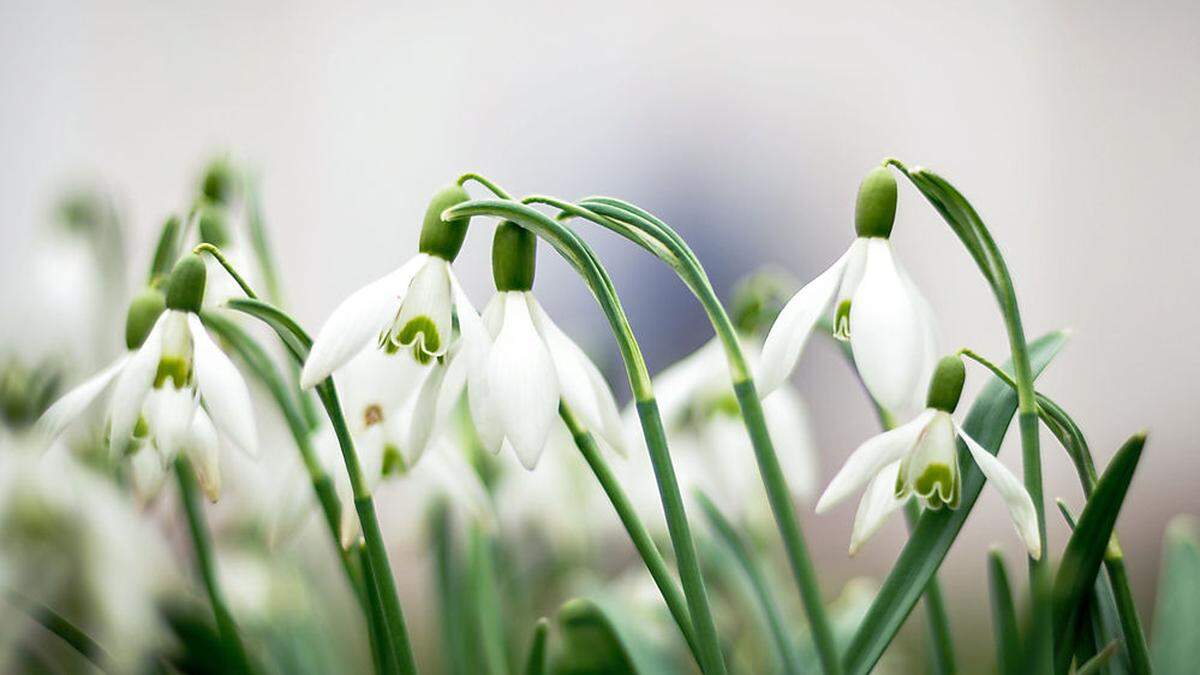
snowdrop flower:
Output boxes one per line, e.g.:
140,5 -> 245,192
758,167 -> 939,417
623,338 -> 817,521
300,186 -> 482,460
470,222 -> 625,469
815,355 -> 1040,558
38,255 -> 257,502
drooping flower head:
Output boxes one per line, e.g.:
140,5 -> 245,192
758,166 -> 939,418
39,255 -> 258,502
815,355 -> 1040,558
469,221 -> 625,469
299,186 -> 483,466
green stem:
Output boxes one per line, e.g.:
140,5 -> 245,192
523,618 -> 549,675
696,492 -> 801,674
987,549 -> 1021,675
559,401 -> 700,659
176,456 -> 254,675
317,382 -> 419,675
469,523 -> 509,675
886,160 -> 1051,673
360,543 -> 401,675
442,198 -> 727,675
551,195 -> 841,674
4,591 -> 113,673
429,501 -> 469,675
960,349 -> 1151,674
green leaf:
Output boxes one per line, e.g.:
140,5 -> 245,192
843,329 -> 1070,675
1152,517 -> 1200,674
1078,641 -> 1121,675
1056,500 -> 1130,675
226,297 -> 312,365
1052,433 -> 1146,674
548,598 -> 641,675
987,549 -> 1022,675
524,618 -> 549,675
469,525 -> 509,675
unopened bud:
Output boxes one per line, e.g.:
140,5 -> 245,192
418,185 -> 472,261
197,206 -> 231,248
165,254 -> 207,313
125,288 -> 166,350
854,166 -> 898,239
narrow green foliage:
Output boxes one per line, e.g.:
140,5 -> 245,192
523,619 -> 549,675
1152,518 -> 1200,674
4,591 -> 114,673
988,549 -> 1021,675
843,330 -> 1069,675
1052,433 -> 1146,674
470,524 -> 509,675
549,599 -> 639,675
1078,642 -> 1121,675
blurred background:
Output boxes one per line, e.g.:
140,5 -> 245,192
2,1 -> 1197,672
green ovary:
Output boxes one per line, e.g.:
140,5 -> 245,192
153,357 -> 191,389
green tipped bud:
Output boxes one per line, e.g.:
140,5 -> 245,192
854,166 -> 898,239
165,254 -> 207,313
201,159 -> 237,205
149,215 -> 182,285
926,355 -> 966,413
125,288 -> 166,350
418,185 -> 472,261
491,221 -> 536,292
197,206 -> 231,248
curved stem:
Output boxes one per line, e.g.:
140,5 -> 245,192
886,159 -> 1052,673
196,245 -> 417,674
457,173 -> 514,200
544,196 -> 841,673
176,456 -> 254,675
559,401 -> 700,659
443,197 -> 727,675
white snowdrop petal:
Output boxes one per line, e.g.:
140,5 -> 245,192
404,363 -> 448,467
129,446 -> 167,504
763,385 -> 819,500
957,424 -> 1042,560
488,292 -> 559,469
850,240 -> 928,414
894,257 -> 942,418
301,255 -> 426,389
816,409 -> 935,513
185,410 -> 222,502
39,354 -> 129,441
152,386 -> 197,460
109,319 -> 164,455
757,245 -> 855,396
189,314 -> 257,458
849,460 -> 905,555
469,295 -> 506,453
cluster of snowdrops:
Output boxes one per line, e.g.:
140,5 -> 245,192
1,158 -> 1186,675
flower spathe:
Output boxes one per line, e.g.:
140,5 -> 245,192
816,356 -> 1041,559
757,168 -> 939,417
471,290 -> 625,469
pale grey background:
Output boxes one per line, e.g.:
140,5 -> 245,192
3,1 -> 1197,667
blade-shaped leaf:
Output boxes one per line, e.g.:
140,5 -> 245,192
524,618 -> 549,675
1052,433 -> 1146,674
226,297 -> 312,365
1152,517 -> 1200,674
843,329 -> 1070,675
988,548 -> 1022,675
549,598 -> 641,675
1056,500 -> 1131,675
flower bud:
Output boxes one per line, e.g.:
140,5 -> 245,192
491,221 -> 536,292
854,166 -> 898,239
925,355 -> 966,413
418,185 -> 472,261
197,206 -> 231,248
125,288 -> 166,350
201,159 -> 237,205
165,254 -> 207,314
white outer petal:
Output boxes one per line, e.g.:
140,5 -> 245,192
469,294 -> 505,453
762,385 -> 819,501
527,295 -> 625,456
129,446 -> 166,505
150,386 -> 198,460
816,409 -> 935,513
189,314 -> 258,458
185,410 -> 222,502
653,338 -> 725,427
108,320 -> 164,455
404,362 -> 448,467
488,292 -> 559,469
300,255 -> 426,389
894,257 -> 941,418
957,423 -> 1042,560
850,239 -> 927,414
849,460 -> 905,556
756,243 -> 859,396
38,354 -> 129,442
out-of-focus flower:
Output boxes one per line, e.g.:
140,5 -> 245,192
471,221 -> 625,470
0,356 -> 64,437
816,355 -> 1039,557
0,446 -> 172,672
622,337 -> 817,522
39,257 -> 257,502
758,167 -> 938,418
